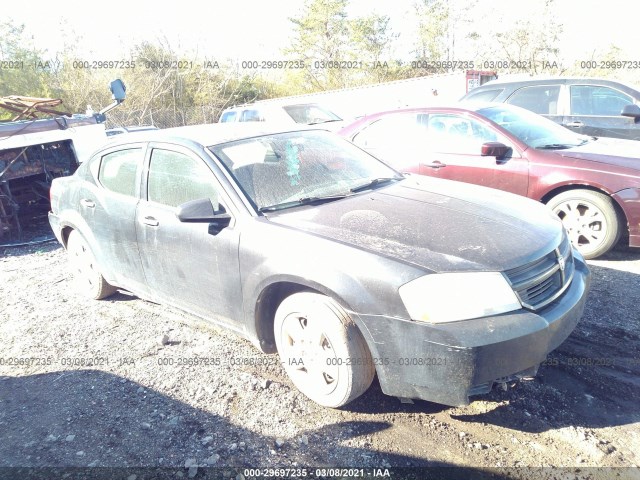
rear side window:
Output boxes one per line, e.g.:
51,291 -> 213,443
98,148 -> 141,197
147,149 -> 218,208
506,85 -> 560,115
240,109 -> 263,122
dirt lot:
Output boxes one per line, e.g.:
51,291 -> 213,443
1,216 -> 639,479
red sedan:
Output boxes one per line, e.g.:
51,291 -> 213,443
339,103 -> 640,259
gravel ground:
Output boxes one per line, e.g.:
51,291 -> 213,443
1,214 -> 639,479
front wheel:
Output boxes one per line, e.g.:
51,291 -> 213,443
547,189 -> 621,259
67,230 -> 117,300
274,292 -> 375,408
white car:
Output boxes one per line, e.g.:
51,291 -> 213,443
219,102 -> 344,130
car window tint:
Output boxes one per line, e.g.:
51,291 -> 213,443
464,89 -> 503,102
427,114 -> 500,155
98,148 -> 141,197
570,85 -> 633,116
506,85 -> 560,115
147,149 -> 218,208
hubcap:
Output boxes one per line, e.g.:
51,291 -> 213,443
70,239 -> 96,291
280,312 -> 340,396
553,199 -> 607,254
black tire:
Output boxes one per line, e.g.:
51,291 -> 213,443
547,189 -> 621,259
66,230 -> 117,300
274,292 -> 375,408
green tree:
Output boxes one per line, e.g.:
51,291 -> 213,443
413,0 -> 450,68
285,0 -> 351,90
284,0 -> 400,90
0,21 -> 55,120
349,14 -> 402,83
483,0 -> 564,74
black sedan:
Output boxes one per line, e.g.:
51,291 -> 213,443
49,125 -> 590,407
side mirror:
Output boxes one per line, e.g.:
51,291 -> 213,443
481,142 -> 511,160
621,104 -> 640,119
110,79 -> 127,103
177,198 -> 230,225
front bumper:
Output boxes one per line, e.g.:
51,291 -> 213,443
354,254 -> 591,406
48,212 -> 63,245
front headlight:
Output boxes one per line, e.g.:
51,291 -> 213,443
398,272 -> 521,324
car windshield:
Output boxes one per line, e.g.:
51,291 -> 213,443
282,104 -> 342,125
209,130 -> 402,212
477,105 -> 592,149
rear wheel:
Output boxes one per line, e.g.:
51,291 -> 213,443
67,230 -> 117,299
274,292 -> 375,408
547,189 -> 621,259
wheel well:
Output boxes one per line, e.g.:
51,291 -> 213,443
254,282 -> 320,354
541,185 -> 629,242
61,226 -> 74,248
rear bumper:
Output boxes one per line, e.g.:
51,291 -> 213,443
354,254 -> 591,406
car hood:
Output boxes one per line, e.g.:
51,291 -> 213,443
267,177 -> 563,273
556,137 -> 640,171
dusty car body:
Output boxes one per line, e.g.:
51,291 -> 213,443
49,125 -> 590,407
339,103 -> 640,259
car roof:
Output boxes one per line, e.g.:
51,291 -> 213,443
101,123 -> 321,148
351,102 -> 508,118
478,76 -> 639,89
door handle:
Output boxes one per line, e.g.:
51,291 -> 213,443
565,121 -> 584,128
142,216 -> 159,227
80,199 -> 95,208
423,161 -> 447,169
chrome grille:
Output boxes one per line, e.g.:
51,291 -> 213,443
505,235 -> 574,311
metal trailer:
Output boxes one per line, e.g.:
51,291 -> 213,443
0,80 -> 126,238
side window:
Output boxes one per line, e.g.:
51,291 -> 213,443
570,85 -> 634,116
428,114 -> 501,155
147,149 -> 219,208
240,109 -> 263,122
352,114 -> 427,149
98,148 -> 141,197
506,85 -> 560,115
220,111 -> 237,123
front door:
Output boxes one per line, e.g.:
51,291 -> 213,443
418,113 -> 529,196
565,84 -> 640,140
135,144 -> 242,326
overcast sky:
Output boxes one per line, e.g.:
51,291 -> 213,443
6,0 -> 636,65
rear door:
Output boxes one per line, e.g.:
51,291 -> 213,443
350,113 -> 431,173
135,143 -> 243,325
81,145 -> 148,293
504,84 -> 564,126
565,84 -> 640,140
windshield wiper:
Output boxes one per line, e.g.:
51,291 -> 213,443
536,143 -> 577,150
350,176 -> 402,193
259,193 -> 350,213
